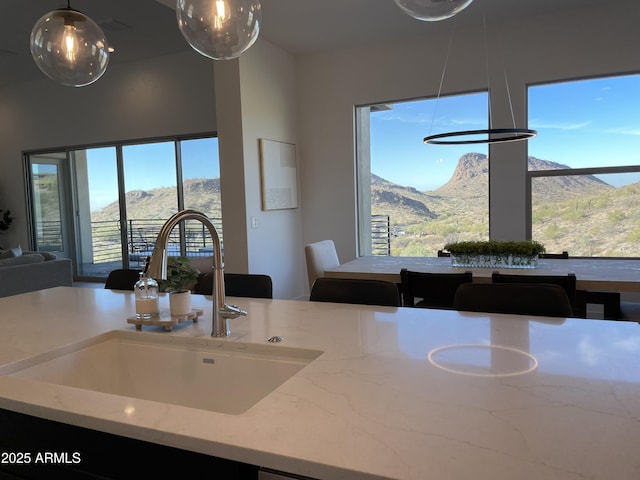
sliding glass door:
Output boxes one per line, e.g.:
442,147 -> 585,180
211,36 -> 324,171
25,135 -> 221,281
29,154 -> 73,259
74,146 -> 123,277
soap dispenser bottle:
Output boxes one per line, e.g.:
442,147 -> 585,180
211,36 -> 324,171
134,273 -> 160,319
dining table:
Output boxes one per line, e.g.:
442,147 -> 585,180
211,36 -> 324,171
324,255 -> 640,293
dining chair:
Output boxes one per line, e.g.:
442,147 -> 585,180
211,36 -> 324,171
523,253 -> 620,319
309,277 -> 401,307
453,283 -> 574,318
400,268 -> 472,309
104,269 -> 142,290
304,240 -> 340,290
491,271 -> 577,312
194,272 -> 273,299
575,290 -> 621,320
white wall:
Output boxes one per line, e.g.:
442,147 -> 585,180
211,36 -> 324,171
215,39 -> 305,300
2,2 -> 639,300
0,50 -> 217,250
296,2 -> 640,263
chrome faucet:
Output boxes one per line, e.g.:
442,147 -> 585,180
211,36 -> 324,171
145,209 -> 247,337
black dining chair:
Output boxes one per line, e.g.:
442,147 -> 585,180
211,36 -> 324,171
400,268 -> 472,309
194,272 -> 273,299
453,283 -> 574,318
491,271 -> 577,314
309,277 -> 400,307
104,269 -> 142,290
534,253 -> 621,319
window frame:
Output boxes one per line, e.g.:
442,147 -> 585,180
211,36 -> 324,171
526,73 -> 640,258
23,132 -> 220,279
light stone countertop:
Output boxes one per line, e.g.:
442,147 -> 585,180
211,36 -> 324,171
0,287 -> 639,479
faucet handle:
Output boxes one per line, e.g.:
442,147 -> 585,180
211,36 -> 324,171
219,304 -> 247,318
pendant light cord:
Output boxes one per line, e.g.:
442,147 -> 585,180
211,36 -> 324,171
484,14 -> 518,131
428,17 -> 458,138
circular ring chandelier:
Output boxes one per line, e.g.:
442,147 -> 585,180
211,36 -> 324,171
424,128 -> 537,145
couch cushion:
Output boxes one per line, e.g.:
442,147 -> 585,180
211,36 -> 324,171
0,253 -> 45,267
23,250 -> 57,261
0,245 -> 23,259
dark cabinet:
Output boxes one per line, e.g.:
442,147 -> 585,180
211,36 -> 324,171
0,409 -> 258,479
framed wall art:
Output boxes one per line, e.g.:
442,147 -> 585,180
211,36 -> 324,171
259,139 -> 298,210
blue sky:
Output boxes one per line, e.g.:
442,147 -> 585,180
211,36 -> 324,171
86,137 -> 219,210
85,73 -> 640,210
371,73 -> 640,191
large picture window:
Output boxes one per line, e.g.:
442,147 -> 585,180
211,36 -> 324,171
356,92 -> 489,256
528,74 -> 640,257
26,134 -> 221,280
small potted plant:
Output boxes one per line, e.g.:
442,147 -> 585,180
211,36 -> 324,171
159,256 -> 200,316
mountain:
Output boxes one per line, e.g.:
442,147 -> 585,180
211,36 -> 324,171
88,155 -> 637,257
436,153 -> 611,201
367,152 -> 632,256
371,175 -> 438,223
92,178 -> 221,221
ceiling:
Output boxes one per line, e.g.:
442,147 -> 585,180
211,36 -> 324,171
0,0 -> 615,89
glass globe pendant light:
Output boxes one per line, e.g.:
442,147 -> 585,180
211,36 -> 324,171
176,0 -> 261,60
394,0 -> 474,22
30,1 -> 110,87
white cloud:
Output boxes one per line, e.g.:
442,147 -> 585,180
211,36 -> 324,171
529,119 -> 591,130
613,336 -> 640,352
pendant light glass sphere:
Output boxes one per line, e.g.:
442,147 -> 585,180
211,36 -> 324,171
176,0 -> 261,60
394,0 -> 474,22
30,7 -> 110,87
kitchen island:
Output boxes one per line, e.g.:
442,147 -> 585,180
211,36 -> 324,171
0,287 -> 638,479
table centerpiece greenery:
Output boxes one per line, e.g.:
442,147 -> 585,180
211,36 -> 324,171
442,240 -> 546,269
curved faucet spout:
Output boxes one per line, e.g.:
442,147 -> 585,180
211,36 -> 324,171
146,209 -> 246,337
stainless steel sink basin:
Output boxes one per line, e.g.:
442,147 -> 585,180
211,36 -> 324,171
2,330 -> 322,414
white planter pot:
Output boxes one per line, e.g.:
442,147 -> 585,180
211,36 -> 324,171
169,290 -> 191,316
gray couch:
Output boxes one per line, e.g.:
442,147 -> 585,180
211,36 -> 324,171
0,251 -> 73,298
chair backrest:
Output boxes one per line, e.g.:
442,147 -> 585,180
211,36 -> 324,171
104,269 -> 142,290
304,240 -> 340,290
194,272 -> 273,299
400,268 -> 473,308
491,271 -> 577,310
310,277 -> 400,307
224,273 -> 273,299
453,283 -> 573,318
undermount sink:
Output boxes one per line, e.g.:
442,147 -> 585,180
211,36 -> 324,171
1,330 -> 322,415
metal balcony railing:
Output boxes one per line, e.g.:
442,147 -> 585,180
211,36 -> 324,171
371,214 -> 391,256
35,214 -> 392,263
35,217 -> 224,265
